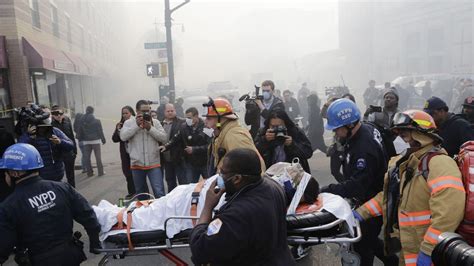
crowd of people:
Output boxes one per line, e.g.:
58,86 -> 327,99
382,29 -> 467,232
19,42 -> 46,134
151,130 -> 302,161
1,77 -> 474,265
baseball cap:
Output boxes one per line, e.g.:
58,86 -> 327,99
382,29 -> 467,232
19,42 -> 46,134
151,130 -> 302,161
423,96 -> 448,114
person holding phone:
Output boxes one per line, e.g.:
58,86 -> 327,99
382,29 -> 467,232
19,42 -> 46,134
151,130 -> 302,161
18,106 -> 74,182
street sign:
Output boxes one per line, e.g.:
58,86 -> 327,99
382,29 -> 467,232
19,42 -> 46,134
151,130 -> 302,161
158,49 -> 168,59
146,64 -> 160,76
144,42 -> 166,49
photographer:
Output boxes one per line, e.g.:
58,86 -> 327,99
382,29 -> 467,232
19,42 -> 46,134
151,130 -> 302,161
244,80 -> 285,139
18,106 -> 74,182
120,100 -> 168,199
364,88 -> 399,129
255,110 -> 313,173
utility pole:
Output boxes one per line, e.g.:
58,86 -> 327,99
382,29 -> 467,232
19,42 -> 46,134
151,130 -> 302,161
164,0 -> 190,103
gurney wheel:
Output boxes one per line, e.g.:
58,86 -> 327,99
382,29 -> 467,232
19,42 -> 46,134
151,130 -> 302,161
340,250 -> 360,266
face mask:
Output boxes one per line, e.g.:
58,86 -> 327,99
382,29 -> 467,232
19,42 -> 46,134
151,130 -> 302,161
263,91 -> 272,101
203,127 -> 214,137
185,118 -> 193,127
217,175 -> 225,190
223,175 -> 238,197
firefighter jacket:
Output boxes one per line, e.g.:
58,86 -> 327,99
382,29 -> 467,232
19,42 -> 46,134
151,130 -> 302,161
356,141 -> 465,265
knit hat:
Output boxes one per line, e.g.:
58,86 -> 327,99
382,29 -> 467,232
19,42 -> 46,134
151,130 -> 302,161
383,88 -> 399,101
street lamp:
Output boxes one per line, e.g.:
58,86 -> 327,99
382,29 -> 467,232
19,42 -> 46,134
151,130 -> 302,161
164,0 -> 190,103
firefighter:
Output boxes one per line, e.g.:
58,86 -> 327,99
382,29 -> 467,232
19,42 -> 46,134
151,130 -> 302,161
0,143 -> 101,265
202,97 -> 265,176
354,110 -> 466,266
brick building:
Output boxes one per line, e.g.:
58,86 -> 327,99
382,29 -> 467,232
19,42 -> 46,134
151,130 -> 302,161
0,0 -> 122,131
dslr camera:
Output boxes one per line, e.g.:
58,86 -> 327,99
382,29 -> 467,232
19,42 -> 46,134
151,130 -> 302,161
142,112 -> 152,122
272,125 -> 287,141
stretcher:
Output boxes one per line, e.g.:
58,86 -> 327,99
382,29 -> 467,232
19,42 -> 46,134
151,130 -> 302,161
96,209 -> 362,266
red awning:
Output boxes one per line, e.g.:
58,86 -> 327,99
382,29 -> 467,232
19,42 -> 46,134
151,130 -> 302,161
0,36 -> 7,68
64,52 -> 90,75
22,38 -> 77,74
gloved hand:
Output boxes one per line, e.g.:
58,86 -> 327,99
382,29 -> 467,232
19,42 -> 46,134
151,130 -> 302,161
416,251 -> 431,266
352,210 -> 363,222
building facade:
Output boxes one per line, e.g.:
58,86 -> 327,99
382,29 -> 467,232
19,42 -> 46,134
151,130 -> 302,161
338,0 -> 473,89
0,0 -> 122,131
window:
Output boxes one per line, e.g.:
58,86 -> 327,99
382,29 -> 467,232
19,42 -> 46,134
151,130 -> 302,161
29,0 -> 41,28
51,4 -> 59,38
66,16 -> 72,44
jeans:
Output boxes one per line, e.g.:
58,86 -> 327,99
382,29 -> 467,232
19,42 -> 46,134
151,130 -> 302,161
83,144 -> 104,176
163,161 -> 188,193
184,162 -> 209,183
132,167 -> 165,199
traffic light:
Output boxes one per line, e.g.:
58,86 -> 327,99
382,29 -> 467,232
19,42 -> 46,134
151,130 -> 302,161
146,64 -> 159,76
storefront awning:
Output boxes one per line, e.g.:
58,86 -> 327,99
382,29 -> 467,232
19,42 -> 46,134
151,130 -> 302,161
0,36 -> 7,69
64,52 -> 91,75
22,38 -> 77,74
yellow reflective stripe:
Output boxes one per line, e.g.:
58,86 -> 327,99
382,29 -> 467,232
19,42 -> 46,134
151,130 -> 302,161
413,119 -> 432,127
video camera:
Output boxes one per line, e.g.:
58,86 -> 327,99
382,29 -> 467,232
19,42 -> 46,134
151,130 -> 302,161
16,103 -> 50,125
239,85 -> 264,103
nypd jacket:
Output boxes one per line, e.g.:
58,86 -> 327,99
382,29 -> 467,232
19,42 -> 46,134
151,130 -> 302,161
321,123 -> 387,203
18,128 -> 74,181
189,177 -> 296,266
0,176 -> 100,263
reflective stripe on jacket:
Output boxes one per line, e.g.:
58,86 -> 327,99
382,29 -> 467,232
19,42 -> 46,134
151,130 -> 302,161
356,143 -> 465,263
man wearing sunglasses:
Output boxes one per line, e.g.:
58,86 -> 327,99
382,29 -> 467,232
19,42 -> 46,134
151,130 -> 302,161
51,106 -> 77,187
355,110 -> 465,266
189,148 -> 295,266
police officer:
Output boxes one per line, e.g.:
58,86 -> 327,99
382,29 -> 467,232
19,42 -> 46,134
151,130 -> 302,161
320,99 -> 398,266
189,148 -> 295,265
0,143 -> 101,265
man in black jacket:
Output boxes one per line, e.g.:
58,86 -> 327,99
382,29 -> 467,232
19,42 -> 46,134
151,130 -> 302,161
190,148 -> 295,266
282,90 -> 300,122
51,106 -> 77,187
79,106 -> 106,177
162,107 -> 210,183
0,143 -> 101,265
245,80 -> 285,139
160,103 -> 186,192
424,96 -> 474,157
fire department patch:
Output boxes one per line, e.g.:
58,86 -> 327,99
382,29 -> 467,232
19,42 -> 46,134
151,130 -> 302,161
356,158 -> 366,170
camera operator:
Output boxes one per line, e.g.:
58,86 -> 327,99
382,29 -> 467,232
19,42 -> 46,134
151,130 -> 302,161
51,105 -> 77,187
364,88 -> 399,129
255,110 -> 313,173
244,80 -> 285,139
18,105 -> 74,182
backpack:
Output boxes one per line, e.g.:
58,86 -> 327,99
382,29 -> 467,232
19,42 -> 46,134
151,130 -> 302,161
419,142 -> 474,245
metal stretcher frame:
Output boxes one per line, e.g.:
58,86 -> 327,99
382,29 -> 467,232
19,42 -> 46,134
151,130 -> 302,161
96,216 -> 198,266
96,217 -> 362,266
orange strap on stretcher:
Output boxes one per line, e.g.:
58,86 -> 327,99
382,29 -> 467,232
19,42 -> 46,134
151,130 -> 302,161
190,180 -> 205,226
113,200 -> 153,250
